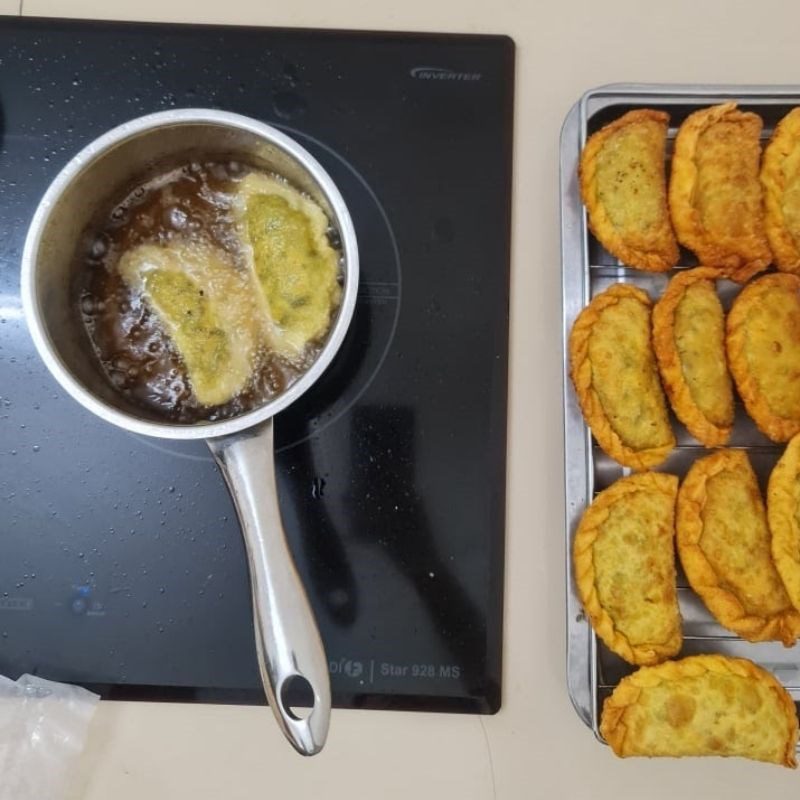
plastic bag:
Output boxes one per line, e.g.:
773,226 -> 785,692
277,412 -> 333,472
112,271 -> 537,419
0,674 -> 99,800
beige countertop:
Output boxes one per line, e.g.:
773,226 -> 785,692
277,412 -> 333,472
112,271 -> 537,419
8,0 -> 800,797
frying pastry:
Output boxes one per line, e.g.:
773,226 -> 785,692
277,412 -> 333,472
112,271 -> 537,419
235,172 -> 341,360
768,433 -> 800,612
726,272 -> 800,442
573,472 -> 681,665
652,268 -> 734,447
762,107 -> 800,272
676,449 -> 800,645
669,102 -> 771,282
600,654 -> 798,767
579,109 -> 679,271
118,239 -> 260,407
569,284 -> 675,469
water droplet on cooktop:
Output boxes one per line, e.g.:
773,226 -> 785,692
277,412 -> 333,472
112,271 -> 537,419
272,89 -> 307,120
32,445 -> 40,453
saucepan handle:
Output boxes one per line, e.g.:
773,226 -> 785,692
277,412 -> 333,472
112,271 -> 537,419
208,421 -> 331,756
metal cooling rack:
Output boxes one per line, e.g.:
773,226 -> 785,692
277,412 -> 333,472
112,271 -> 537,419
560,83 -> 800,744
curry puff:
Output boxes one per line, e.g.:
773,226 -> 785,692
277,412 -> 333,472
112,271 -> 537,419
768,433 -> 800,614
676,449 -> 800,646
235,172 -> 342,361
573,473 -> 681,665
652,268 -> 734,447
569,284 -> 675,469
669,103 -> 771,282
727,273 -> 800,442
579,109 -> 679,271
600,654 -> 798,767
119,239 -> 261,407
761,107 -> 800,273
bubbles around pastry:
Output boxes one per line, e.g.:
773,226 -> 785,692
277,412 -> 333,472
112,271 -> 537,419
79,158 -> 343,423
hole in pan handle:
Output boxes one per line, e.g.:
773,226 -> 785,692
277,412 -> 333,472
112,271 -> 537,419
208,420 -> 331,756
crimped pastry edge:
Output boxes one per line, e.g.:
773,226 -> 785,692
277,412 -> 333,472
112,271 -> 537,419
579,108 -> 679,272
768,433 -> 800,613
652,267 -> 733,447
573,472 -> 682,666
726,272 -> 800,442
676,449 -> 800,645
600,654 -> 799,768
669,102 -> 771,282
569,283 -> 675,470
761,107 -> 800,273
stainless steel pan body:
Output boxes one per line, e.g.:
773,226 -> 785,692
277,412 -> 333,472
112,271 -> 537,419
22,109 -> 360,755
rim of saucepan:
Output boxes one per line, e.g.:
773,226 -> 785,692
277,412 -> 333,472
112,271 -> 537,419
21,109 -> 359,441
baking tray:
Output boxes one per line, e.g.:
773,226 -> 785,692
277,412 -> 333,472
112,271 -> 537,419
561,83 -> 800,744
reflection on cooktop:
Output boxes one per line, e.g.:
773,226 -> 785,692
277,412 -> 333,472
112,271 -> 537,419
0,16 -> 513,714
349,405 -> 489,698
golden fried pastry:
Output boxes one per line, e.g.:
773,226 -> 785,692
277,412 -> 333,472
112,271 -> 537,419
118,239 -> 261,407
669,103 -> 771,282
727,273 -> 800,442
600,654 -> 798,767
573,472 -> 681,665
569,284 -> 675,469
579,109 -> 679,271
235,172 -> 342,360
768,433 -> 800,612
677,449 -> 800,645
762,107 -> 800,273
652,268 -> 734,447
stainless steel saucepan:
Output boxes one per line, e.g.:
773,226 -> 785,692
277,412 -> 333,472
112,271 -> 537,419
21,109 -> 359,756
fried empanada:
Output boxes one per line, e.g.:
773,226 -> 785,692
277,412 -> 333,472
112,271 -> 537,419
579,109 -> 679,271
569,284 -> 675,469
118,239 -> 261,407
768,432 -> 800,612
669,103 -> 771,282
600,654 -> 798,767
727,273 -> 800,442
235,172 -> 341,361
676,449 -> 800,645
573,472 -> 681,665
762,107 -> 800,273
652,268 -> 734,447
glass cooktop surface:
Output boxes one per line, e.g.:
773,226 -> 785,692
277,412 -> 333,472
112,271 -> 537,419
0,16 -> 513,712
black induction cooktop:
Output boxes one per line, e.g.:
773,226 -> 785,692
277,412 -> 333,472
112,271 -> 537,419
0,17 -> 513,713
